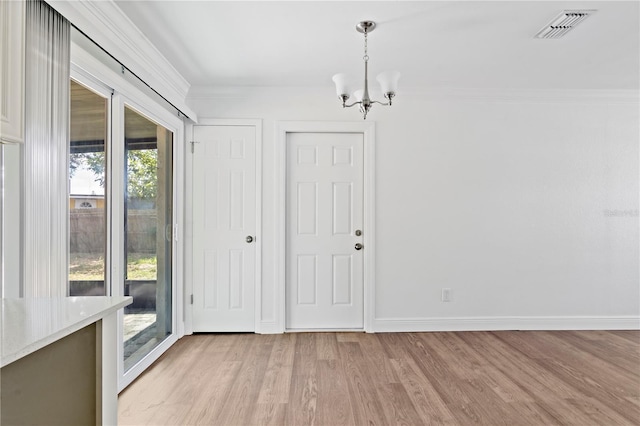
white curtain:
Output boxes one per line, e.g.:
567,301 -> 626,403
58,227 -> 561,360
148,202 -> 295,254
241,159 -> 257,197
22,0 -> 70,297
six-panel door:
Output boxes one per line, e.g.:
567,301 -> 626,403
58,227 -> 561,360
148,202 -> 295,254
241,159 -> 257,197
192,125 -> 256,331
286,132 -> 364,330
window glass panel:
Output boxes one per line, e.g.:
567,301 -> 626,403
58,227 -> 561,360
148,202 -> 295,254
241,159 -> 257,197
123,106 -> 173,371
69,80 -> 108,296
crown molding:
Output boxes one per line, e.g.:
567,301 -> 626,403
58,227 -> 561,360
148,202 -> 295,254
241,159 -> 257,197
46,0 -> 192,117
404,87 -> 640,104
188,85 -> 639,105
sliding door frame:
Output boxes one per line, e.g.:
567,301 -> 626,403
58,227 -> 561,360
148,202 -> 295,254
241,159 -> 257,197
71,45 -> 185,392
114,93 -> 183,391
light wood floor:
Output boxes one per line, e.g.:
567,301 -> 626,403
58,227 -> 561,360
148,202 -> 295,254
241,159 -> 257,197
118,330 -> 640,425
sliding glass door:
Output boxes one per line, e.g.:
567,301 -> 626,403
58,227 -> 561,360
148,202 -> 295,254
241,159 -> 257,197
68,23 -> 185,391
122,106 -> 173,371
68,67 -> 182,390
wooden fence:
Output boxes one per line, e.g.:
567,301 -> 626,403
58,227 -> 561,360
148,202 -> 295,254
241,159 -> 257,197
69,209 -> 157,254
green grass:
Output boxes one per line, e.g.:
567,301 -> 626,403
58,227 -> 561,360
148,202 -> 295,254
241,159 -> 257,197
69,253 -> 157,281
69,253 -> 105,281
126,254 -> 157,280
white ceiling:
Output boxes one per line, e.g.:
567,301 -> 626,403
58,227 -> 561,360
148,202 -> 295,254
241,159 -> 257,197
113,1 -> 639,92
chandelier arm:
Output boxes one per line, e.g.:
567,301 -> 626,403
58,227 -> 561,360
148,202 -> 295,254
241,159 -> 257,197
371,100 -> 390,106
343,101 -> 362,108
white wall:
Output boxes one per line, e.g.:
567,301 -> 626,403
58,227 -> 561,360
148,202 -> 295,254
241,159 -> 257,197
187,87 -> 639,331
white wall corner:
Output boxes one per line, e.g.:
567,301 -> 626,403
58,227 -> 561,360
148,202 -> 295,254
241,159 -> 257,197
46,0 -> 194,119
373,316 -> 640,332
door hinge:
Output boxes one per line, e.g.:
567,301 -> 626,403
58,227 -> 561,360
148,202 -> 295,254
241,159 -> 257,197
190,140 -> 200,153
190,294 -> 194,305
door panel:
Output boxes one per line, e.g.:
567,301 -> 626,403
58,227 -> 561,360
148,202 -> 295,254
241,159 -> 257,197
193,125 -> 256,331
122,105 -> 173,372
286,132 -> 364,329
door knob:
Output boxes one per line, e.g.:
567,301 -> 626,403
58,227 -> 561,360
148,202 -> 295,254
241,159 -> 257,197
246,236 -> 254,243
355,243 -> 363,250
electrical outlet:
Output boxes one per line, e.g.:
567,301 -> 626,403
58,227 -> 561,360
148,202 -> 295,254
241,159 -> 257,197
441,288 -> 451,302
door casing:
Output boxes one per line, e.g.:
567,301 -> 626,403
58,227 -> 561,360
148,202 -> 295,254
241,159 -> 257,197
276,121 -> 376,333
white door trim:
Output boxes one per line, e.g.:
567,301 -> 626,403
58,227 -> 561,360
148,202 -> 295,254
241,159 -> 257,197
185,118 -> 263,334
275,121 -> 375,333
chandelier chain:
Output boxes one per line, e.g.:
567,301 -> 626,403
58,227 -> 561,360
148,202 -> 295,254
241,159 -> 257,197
363,30 -> 369,62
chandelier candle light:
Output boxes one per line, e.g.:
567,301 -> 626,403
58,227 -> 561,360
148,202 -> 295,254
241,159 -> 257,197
332,21 -> 400,120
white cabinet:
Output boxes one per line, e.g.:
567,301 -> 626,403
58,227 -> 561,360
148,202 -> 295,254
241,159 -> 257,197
0,0 -> 25,144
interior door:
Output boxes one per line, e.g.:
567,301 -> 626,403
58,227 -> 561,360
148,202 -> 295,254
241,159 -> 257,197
286,132 -> 364,330
192,125 -> 256,331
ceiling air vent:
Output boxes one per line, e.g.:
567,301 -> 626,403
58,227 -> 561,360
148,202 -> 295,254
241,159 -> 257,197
534,10 -> 595,39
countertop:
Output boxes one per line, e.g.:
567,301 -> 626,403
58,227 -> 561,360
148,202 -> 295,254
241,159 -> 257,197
1,296 -> 132,367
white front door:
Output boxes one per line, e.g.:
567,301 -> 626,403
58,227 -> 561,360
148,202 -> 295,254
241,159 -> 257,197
286,132 -> 364,330
192,125 -> 256,331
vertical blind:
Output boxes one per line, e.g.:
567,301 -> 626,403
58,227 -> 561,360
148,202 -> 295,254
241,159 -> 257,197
22,0 -> 70,297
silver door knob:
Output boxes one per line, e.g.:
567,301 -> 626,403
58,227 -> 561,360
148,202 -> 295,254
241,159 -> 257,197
355,243 -> 363,250
246,236 -> 254,243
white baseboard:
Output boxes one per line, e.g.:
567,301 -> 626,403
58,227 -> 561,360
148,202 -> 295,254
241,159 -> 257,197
373,316 -> 640,332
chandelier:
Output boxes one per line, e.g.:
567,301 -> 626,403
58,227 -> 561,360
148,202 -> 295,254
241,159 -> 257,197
332,21 -> 400,120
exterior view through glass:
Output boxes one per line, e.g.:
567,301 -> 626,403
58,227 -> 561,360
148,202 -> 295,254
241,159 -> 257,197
69,80 -> 108,296
68,80 -> 174,372
123,106 -> 173,371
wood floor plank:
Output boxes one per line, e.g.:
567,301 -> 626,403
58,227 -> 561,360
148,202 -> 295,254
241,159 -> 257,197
402,333 -> 492,424
358,332 -> 400,385
248,403 -> 287,426
389,356 -> 458,425
316,359 -> 355,426
497,331 -> 640,424
286,334 -> 319,425
608,330 -> 640,344
506,402 -> 562,426
554,330 -> 640,376
338,341 -> 389,426
564,396 -> 633,425
522,331 -> 639,394
180,360 -> 243,425
626,396 -> 640,408
422,332 -> 533,423
119,331 -> 640,426
285,370 -> 318,425
118,338 -> 206,425
455,332 -> 616,425
534,356 -> 640,424
376,382 -> 424,426
316,332 -> 339,360
258,333 -> 296,404
291,332 -> 317,376
214,337 -> 273,425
